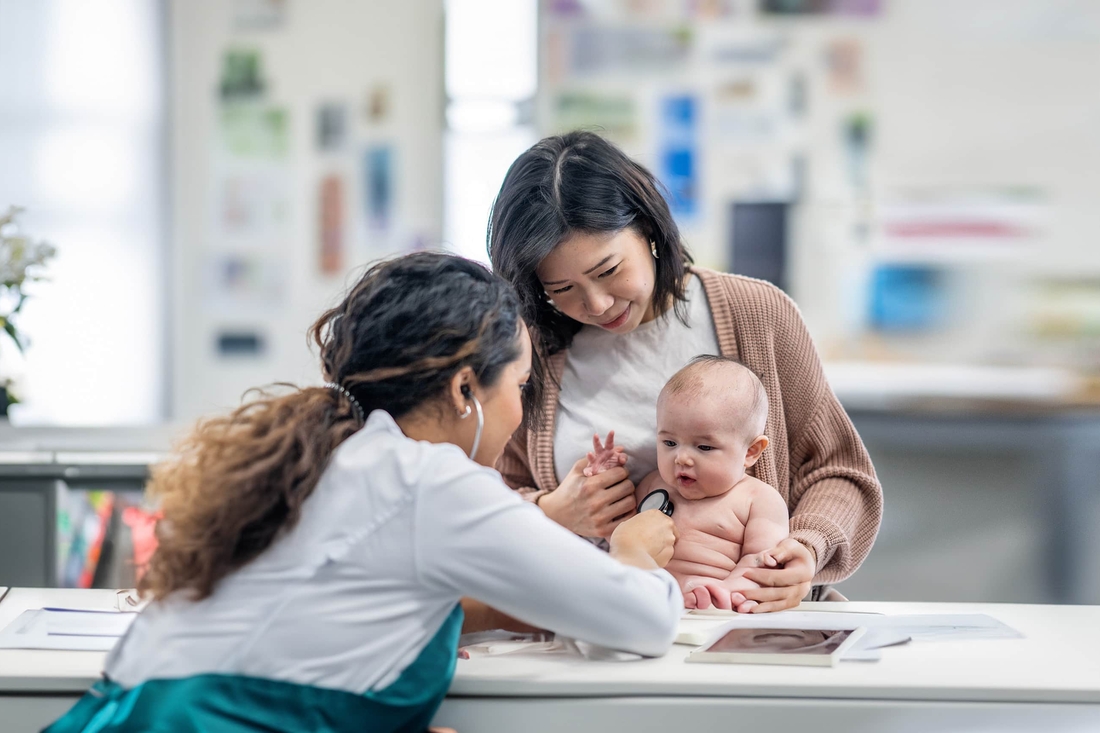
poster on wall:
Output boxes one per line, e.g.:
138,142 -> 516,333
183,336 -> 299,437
204,253 -> 287,313
216,172 -> 290,241
761,0 -> 880,16
364,85 -> 392,126
232,0 -> 287,31
658,95 -> 698,221
552,92 -> 638,141
318,175 -> 345,275
825,39 -> 864,95
219,49 -> 267,100
219,106 -> 289,159
363,145 -> 394,232
210,46 -> 293,317
315,102 -> 348,152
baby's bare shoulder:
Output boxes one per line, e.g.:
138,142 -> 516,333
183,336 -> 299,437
735,476 -> 788,515
735,475 -> 776,496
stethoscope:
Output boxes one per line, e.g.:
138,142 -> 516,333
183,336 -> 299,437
638,489 -> 674,517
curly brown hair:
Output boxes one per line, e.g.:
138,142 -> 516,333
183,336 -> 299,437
139,253 -> 523,601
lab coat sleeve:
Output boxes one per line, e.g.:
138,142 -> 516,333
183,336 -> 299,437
413,461 -> 682,657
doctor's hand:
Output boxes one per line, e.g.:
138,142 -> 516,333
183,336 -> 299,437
539,457 -> 637,539
609,510 -> 678,570
738,538 -> 816,613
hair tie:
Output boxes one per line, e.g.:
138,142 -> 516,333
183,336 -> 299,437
325,382 -> 365,423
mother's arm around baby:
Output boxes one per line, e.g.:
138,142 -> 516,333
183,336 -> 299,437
734,283 -> 885,611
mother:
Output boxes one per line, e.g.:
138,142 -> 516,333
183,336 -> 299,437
489,131 -> 883,612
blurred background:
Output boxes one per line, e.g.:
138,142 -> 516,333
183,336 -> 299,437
0,0 -> 1097,604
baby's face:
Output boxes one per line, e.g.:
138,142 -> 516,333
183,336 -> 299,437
656,392 -> 752,501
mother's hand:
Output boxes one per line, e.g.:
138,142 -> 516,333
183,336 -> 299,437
539,458 -> 637,538
738,538 -> 816,613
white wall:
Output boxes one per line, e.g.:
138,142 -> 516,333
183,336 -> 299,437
169,0 -> 444,421
786,0 -> 1100,355
872,0 -> 1100,276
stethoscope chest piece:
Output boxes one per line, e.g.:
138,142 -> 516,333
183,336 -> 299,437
639,489 -> 674,517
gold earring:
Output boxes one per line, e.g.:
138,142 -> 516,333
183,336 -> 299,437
650,241 -> 659,259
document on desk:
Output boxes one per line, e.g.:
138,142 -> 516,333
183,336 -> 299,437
0,609 -> 137,651
680,610 -> 1022,647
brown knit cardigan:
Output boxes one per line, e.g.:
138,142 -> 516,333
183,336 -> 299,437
496,267 -> 883,585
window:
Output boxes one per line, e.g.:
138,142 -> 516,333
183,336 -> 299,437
0,0 -> 166,424
443,0 -> 538,265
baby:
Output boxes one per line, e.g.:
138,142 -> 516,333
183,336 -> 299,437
586,356 -> 789,611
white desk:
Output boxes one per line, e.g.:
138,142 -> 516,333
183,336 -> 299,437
0,589 -> 123,733
436,600 -> 1100,732
3,591 -> 1099,733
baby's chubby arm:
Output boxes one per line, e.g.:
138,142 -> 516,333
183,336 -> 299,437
583,431 -> 628,477
735,479 -> 790,570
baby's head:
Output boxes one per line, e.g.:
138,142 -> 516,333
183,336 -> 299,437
656,356 -> 769,501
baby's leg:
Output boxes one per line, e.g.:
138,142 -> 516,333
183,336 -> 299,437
683,571 -> 762,611
679,575 -> 749,611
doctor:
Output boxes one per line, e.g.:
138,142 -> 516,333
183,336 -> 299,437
47,253 -> 681,733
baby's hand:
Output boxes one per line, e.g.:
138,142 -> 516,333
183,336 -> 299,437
583,431 -> 627,477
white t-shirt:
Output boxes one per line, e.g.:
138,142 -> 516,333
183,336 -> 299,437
554,275 -> 721,486
107,411 -> 681,695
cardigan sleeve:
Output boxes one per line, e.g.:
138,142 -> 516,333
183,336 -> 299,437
496,426 -> 549,504
772,292 -> 884,585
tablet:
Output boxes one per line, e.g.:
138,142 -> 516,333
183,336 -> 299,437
686,626 -> 866,667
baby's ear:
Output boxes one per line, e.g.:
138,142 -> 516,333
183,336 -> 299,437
743,435 -> 769,468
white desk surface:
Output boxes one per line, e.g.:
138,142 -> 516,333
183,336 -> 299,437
2,591 -> 1098,706
452,601 -> 1100,705
0,588 -> 119,693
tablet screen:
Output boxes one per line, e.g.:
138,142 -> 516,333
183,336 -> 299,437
705,628 -> 855,656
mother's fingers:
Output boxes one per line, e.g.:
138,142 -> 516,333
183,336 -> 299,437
736,551 -> 774,569
742,565 -> 812,588
739,585 -> 797,603
740,583 -> 811,608
587,466 -> 630,491
748,598 -> 797,614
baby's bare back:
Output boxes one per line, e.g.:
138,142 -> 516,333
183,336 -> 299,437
637,472 -> 767,588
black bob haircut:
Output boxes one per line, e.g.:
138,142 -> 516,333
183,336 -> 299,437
487,131 -> 694,417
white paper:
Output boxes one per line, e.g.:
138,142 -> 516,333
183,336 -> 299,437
0,609 -> 135,651
45,609 -> 137,637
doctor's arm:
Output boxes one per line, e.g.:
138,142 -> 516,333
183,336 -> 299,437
460,505 -> 671,634
416,469 -> 682,657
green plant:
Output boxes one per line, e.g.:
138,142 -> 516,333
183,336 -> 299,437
1,206 -> 56,360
